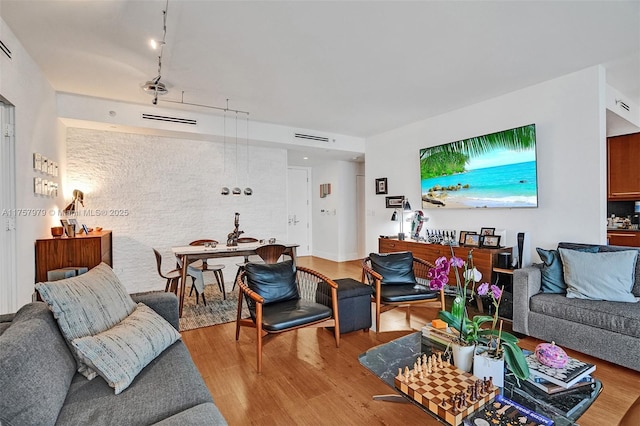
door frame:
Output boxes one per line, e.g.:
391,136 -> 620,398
287,166 -> 312,256
0,98 -> 17,314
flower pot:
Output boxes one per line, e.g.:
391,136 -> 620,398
452,342 -> 475,372
473,349 -> 505,387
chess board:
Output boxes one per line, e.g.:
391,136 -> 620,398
394,362 -> 499,426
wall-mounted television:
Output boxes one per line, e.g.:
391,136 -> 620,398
420,124 -> 537,209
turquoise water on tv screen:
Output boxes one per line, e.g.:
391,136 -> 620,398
421,161 -> 538,208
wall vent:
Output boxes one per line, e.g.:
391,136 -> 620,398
294,133 -> 329,142
616,99 -> 630,112
0,39 -> 12,60
141,113 -> 197,126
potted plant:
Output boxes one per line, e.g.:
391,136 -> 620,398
432,249 -> 530,381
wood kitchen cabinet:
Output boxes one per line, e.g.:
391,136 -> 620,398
378,238 -> 511,287
607,230 -> 640,247
608,133 -> 640,200
35,230 -> 112,282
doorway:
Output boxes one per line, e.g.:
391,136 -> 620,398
287,167 -> 311,256
0,98 -> 17,314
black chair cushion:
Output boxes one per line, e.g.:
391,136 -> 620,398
251,299 -> 332,332
369,252 -> 417,285
244,260 -> 299,305
376,284 -> 439,303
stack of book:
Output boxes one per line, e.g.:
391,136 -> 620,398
421,323 -> 459,348
524,352 -> 596,394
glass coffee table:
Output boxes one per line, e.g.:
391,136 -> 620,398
358,332 -> 601,426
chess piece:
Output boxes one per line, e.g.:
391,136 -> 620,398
437,353 -> 443,369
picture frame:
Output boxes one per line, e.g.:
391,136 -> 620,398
82,224 -> 90,235
464,233 -> 481,247
480,227 -> 495,236
67,218 -> 79,232
459,231 -> 476,246
375,177 -> 388,195
385,195 -> 404,208
481,235 -> 501,248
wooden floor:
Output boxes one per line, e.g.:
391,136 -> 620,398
182,256 -> 640,425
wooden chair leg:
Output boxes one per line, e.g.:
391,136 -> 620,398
214,270 -> 226,300
375,296 -> 381,335
201,290 -> 206,306
406,304 -> 411,321
232,266 -> 243,291
256,304 -> 263,374
235,291 -> 244,341
165,278 -> 170,292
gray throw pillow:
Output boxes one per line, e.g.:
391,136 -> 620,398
36,263 -> 137,379
559,248 -> 638,303
536,246 -> 598,294
72,303 -> 181,394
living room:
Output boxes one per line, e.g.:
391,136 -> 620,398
1,1 -> 640,425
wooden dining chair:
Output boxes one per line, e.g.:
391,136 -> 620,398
153,248 -> 182,294
232,238 -> 272,291
187,239 -> 226,303
254,244 -> 288,264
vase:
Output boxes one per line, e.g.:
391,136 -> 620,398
451,296 -> 465,320
473,349 -> 505,387
452,342 -> 475,372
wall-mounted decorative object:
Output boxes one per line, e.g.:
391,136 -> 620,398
375,177 -> 388,195
54,163 -> 59,177
34,177 -> 42,195
41,156 -> 48,173
480,227 -> 495,236
320,183 -> 331,198
481,235 -> 501,248
385,195 -> 404,208
33,153 -> 42,171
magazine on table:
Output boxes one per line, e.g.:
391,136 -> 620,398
463,394 -> 554,426
525,374 -> 595,395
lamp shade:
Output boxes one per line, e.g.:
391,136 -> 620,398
403,199 -> 412,211
390,210 -> 398,221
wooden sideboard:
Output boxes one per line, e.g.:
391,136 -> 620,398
35,230 -> 112,282
378,238 -> 511,287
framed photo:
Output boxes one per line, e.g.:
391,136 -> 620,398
464,233 -> 481,247
480,227 -> 495,236
68,218 -> 79,232
481,235 -> 501,248
33,153 -> 42,171
385,195 -> 404,208
375,178 -> 388,195
82,224 -> 90,234
459,231 -> 475,246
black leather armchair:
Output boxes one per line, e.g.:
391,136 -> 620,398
362,251 -> 445,333
235,260 -> 340,373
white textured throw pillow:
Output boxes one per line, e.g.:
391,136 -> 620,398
72,303 -> 181,394
35,263 -> 137,379
559,248 -> 638,303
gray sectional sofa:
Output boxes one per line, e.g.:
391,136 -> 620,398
0,291 -> 227,426
513,242 -> 640,372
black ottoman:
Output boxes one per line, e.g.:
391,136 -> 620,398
316,278 -> 372,334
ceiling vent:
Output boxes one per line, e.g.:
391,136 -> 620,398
141,113 -> 197,126
616,99 -> 630,112
0,39 -> 12,60
294,133 -> 330,143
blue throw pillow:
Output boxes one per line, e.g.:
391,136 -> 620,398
369,252 -> 417,285
244,260 -> 299,305
536,246 -> 598,293
559,248 -> 638,303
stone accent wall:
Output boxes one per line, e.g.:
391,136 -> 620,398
66,128 -> 287,293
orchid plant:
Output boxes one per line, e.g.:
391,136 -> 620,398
431,249 -> 530,380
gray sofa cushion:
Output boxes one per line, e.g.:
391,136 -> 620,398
56,340 -> 214,425
153,402 -> 227,425
0,303 -> 76,426
559,242 -> 640,297
530,293 -> 640,339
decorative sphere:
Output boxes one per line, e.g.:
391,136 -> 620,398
535,341 -> 568,368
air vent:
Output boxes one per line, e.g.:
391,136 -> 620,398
141,113 -> 196,126
0,39 -> 12,60
294,133 -> 329,142
616,99 -> 630,112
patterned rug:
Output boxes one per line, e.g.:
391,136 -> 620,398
179,284 -> 249,331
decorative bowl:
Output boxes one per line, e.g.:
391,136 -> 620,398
51,226 -> 64,238
535,341 -> 568,368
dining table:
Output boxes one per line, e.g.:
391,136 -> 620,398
171,241 -> 299,317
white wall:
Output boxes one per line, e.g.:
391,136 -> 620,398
66,128 -> 287,293
312,160 -> 359,262
0,17 -> 65,312
365,66 -> 607,266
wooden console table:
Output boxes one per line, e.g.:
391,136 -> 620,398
35,230 -> 112,283
378,237 -> 511,289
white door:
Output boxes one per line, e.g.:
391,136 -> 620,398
0,99 -> 17,314
287,167 -> 311,256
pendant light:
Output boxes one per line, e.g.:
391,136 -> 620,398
244,115 -> 252,195
221,106 -> 230,195
232,111 -> 241,195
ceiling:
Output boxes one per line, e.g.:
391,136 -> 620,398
1,1 -> 639,139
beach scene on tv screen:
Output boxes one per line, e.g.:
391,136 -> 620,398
420,124 -> 537,209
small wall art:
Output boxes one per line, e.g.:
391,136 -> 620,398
375,177 -> 388,195
320,183 -> 331,198
385,195 -> 404,208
